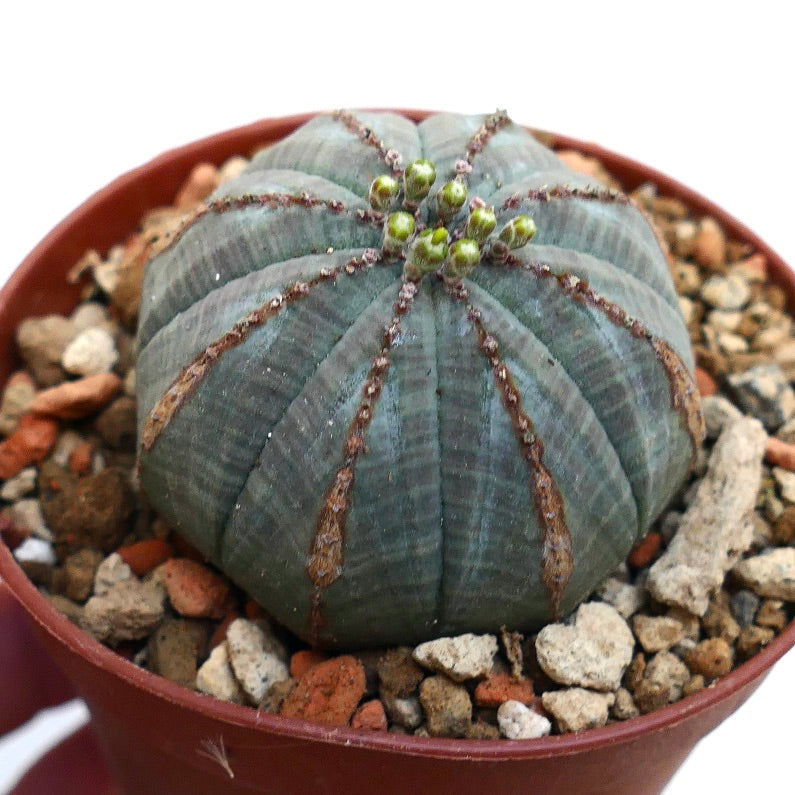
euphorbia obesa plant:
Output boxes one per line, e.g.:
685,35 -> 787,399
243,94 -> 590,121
136,110 -> 704,648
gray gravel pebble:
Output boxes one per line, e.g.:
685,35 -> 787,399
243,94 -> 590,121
83,578 -> 165,644
380,691 -> 423,730
225,618 -> 289,704
540,688 -> 615,733
594,577 -> 646,619
413,633 -> 497,682
772,468 -> 795,504
16,315 -> 78,386
418,675 -> 472,738
496,700 -> 551,739
700,273 -> 750,310
631,615 -> 685,653
0,375 -> 36,436
93,552 -> 133,596
633,651 -> 691,713
70,302 -> 114,333
730,590 -> 761,627
196,641 -> 246,704
732,548 -> 795,601
7,498 -> 51,541
61,327 -> 119,376
611,687 -> 639,720
700,395 -> 744,440
0,467 -> 37,501
535,602 -> 634,691
647,418 -> 767,615
728,364 -> 795,430
13,536 -> 56,566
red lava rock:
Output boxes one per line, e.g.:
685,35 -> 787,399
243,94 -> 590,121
117,539 -> 173,576
474,672 -> 536,708
175,163 -> 219,209
68,441 -> 94,475
628,532 -> 662,569
765,436 -> 795,471
290,649 -> 329,679
351,699 -> 388,731
280,655 -> 366,726
0,414 -> 59,479
694,367 -> 718,397
29,373 -> 122,420
163,558 -> 230,619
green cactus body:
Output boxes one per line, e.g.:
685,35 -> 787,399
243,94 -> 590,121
136,110 -> 704,648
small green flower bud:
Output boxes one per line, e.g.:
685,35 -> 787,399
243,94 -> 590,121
383,211 -> 416,254
465,205 -> 497,242
436,179 -> 467,219
404,227 -> 448,280
445,238 -> 481,280
499,214 -> 537,249
403,159 -> 436,204
368,175 -> 400,211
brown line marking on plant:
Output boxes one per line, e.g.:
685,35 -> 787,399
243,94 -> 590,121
152,192 -> 384,261
498,185 -> 630,213
505,255 -> 706,464
140,249 -> 382,453
331,109 -> 405,177
306,279 -> 418,644
447,279 -> 573,620
498,183 -> 678,273
464,110 -> 511,166
650,338 -> 706,465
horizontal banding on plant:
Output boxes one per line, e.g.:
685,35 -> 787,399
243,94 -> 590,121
504,255 -> 705,463
140,250 -> 381,453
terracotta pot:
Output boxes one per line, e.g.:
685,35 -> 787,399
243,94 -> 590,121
1,111 -> 794,795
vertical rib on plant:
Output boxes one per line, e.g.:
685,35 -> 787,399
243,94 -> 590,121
137,110 -> 703,648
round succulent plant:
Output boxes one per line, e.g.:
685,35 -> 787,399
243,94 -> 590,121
136,110 -> 704,648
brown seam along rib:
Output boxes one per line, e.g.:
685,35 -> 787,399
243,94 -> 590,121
331,109 -> 406,177
506,256 -> 705,462
150,192 -> 384,263
140,249 -> 382,454
306,279 -> 418,644
448,279 -> 573,620
464,110 -> 511,166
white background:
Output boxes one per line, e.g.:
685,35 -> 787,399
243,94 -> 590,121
1,2 -> 793,792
